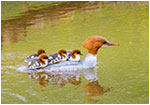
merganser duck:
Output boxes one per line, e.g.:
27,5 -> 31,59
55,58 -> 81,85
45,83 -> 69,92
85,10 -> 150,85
48,49 -> 67,64
17,36 -> 119,72
25,49 -> 46,62
67,49 -> 83,62
43,36 -> 119,71
27,54 -> 49,70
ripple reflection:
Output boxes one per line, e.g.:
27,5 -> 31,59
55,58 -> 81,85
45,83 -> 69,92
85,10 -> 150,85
27,68 -> 110,103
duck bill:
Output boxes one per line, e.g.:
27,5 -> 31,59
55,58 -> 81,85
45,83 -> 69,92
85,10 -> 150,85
107,42 -> 120,46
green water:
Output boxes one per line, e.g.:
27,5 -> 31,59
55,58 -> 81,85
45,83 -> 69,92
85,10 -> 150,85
1,1 -> 149,104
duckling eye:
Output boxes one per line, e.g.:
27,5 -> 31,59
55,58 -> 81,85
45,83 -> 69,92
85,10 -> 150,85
62,51 -> 66,54
102,41 -> 107,44
77,52 -> 80,54
44,57 -> 48,59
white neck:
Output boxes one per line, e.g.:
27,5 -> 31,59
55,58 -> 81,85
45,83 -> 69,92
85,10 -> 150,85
82,53 -> 97,68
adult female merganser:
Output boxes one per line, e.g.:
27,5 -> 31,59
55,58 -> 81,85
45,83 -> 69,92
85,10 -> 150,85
43,36 -> 119,71
27,54 -> 49,70
25,49 -> 46,62
67,49 -> 83,62
48,49 -> 67,64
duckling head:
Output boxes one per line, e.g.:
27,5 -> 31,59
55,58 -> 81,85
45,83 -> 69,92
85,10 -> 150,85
58,49 -> 67,57
39,54 -> 49,64
37,49 -> 46,55
71,49 -> 83,58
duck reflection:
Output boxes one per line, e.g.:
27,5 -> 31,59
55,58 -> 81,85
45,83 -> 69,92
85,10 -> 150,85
27,68 -> 110,103
84,80 -> 110,103
28,71 -> 81,87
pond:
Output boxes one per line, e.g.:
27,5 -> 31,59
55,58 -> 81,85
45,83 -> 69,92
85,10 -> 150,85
1,1 -> 149,104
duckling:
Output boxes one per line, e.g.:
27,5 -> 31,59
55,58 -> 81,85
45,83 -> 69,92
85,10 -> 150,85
25,49 -> 46,62
27,54 -> 48,70
67,49 -> 83,62
48,49 -> 67,64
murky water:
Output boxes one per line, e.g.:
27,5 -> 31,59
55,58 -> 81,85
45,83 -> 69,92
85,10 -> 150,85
1,1 -> 149,104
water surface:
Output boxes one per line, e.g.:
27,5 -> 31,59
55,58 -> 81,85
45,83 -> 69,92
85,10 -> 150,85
1,1 -> 149,104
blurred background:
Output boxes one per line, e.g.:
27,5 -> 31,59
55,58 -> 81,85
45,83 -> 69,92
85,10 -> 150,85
1,1 -> 149,104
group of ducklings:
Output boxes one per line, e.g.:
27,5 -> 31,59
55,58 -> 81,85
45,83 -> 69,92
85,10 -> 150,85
25,49 -> 83,70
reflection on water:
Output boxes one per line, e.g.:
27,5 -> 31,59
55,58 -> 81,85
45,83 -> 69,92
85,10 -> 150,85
1,1 -> 149,104
84,81 -> 110,103
28,71 -> 81,87
27,68 -> 110,103
2,1 -> 100,43
2,1 -> 147,43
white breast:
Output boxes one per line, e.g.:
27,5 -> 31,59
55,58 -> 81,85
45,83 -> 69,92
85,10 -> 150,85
82,53 -> 97,68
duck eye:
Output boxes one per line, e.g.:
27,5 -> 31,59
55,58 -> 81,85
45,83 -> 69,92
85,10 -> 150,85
44,57 -> 48,59
102,41 -> 107,44
77,52 -> 80,54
